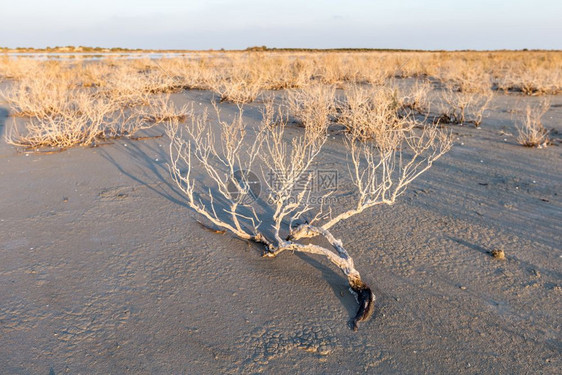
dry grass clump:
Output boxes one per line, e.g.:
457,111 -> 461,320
72,62 -> 114,88
311,53 -> 408,85
95,63 -> 182,106
284,81 -> 432,140
434,58 -> 495,127
96,67 -> 152,106
515,99 -> 551,148
314,54 -> 356,85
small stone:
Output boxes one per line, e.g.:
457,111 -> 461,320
459,285 -> 467,290
490,249 -> 506,260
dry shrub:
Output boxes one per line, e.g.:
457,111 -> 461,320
0,64 -> 77,118
497,66 -> 562,95
73,62 -> 114,88
5,92 -> 118,148
515,99 -> 550,148
4,91 -> 166,149
314,54 -> 349,85
208,74 -> 263,104
206,56 -> 264,104
4,50 -> 561,151
1,59 -> 182,149
0,57 -> 43,81
286,84 -> 336,132
399,79 -> 432,114
491,52 -> 562,95
139,94 -> 189,124
438,60 -> 492,93
393,54 -> 434,78
361,56 -> 395,85
96,64 -> 180,107
2,78 -> 69,118
167,101 -> 451,330
237,54 -> 314,90
154,57 -> 217,90
337,84 -> 407,140
438,84 -> 493,127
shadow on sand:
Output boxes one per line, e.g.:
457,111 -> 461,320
99,136 -> 189,209
0,106 -> 9,138
295,252 -> 366,325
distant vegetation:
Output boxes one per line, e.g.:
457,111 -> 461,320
2,46 -> 559,54
0,50 -> 559,150
0,46 -> 145,53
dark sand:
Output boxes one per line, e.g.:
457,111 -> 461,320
0,88 -> 561,374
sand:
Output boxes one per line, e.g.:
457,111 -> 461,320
0,87 -> 561,374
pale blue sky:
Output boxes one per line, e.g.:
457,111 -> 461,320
2,0 -> 561,50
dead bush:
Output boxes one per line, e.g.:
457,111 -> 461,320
286,84 -> 336,132
515,99 -> 551,148
438,85 -> 493,127
337,84 -> 407,140
167,100 -> 451,330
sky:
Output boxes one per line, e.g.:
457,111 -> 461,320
2,0 -> 561,50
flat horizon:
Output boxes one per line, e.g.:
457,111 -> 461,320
2,46 -> 561,53
3,1 -> 561,50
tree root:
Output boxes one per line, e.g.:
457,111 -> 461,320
349,279 -> 375,331
264,246 -> 375,331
